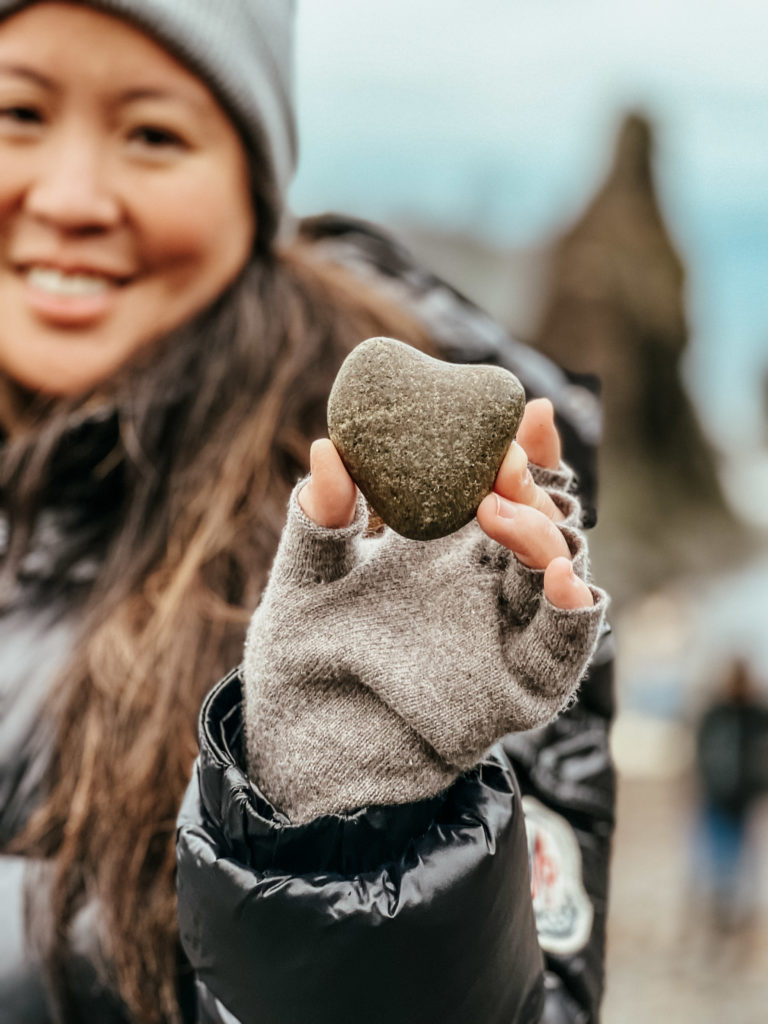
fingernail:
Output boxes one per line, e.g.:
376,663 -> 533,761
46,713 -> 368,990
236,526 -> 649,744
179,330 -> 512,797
495,494 -> 518,519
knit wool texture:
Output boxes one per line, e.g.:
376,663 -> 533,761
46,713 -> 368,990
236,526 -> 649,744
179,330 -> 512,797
0,0 -> 297,222
243,464 -> 608,824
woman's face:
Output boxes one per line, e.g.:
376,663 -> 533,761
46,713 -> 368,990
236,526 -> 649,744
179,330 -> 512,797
0,2 -> 255,395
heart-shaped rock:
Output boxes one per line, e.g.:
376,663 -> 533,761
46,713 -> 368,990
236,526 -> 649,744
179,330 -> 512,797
327,337 -> 526,540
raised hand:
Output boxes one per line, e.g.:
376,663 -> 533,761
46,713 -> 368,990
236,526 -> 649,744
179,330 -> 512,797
245,403 -> 607,821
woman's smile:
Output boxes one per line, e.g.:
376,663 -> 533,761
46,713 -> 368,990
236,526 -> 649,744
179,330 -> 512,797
15,262 -> 130,327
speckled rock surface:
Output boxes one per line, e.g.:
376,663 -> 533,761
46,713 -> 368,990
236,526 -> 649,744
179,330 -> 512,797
327,337 -> 526,540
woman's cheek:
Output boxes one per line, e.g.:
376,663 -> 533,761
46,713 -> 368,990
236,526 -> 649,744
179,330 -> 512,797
138,175 -> 253,284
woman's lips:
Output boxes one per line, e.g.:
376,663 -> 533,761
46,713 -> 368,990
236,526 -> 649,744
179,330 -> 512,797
21,265 -> 128,327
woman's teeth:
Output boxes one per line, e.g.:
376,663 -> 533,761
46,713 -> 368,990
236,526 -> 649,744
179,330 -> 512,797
26,267 -> 113,296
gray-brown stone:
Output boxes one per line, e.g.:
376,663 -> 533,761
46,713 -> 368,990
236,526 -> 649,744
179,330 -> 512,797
327,337 -> 525,540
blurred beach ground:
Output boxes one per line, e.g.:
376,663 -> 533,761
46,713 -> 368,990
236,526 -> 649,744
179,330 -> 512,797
603,566 -> 768,1021
603,773 -> 768,1024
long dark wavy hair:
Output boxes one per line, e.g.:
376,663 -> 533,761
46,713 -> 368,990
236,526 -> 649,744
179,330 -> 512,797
1,233 -> 427,1021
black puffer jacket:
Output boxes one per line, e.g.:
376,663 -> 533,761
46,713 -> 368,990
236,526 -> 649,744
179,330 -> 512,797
0,216 -> 614,1024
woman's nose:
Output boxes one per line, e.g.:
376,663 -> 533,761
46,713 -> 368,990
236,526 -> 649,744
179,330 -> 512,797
24,129 -> 121,233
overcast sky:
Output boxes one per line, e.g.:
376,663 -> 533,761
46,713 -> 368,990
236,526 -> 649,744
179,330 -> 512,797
292,0 -> 768,227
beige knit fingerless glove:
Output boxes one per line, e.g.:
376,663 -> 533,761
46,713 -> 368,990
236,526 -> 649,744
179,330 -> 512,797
243,464 -> 607,824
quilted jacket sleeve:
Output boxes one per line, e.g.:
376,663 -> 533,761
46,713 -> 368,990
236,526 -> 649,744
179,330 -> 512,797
176,671 -> 546,1024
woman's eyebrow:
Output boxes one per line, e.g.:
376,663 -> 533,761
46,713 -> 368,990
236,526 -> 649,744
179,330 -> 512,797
116,85 -> 207,115
118,86 -> 178,103
0,62 -> 54,89
0,69 -> 203,109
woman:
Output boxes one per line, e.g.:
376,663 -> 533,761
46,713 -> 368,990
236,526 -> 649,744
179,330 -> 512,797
0,3 -> 614,1023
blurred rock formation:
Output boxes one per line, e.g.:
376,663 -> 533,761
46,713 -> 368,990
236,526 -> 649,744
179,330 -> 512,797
531,112 -> 743,605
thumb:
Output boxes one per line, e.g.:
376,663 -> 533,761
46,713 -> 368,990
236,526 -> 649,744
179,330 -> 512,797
299,439 -> 357,528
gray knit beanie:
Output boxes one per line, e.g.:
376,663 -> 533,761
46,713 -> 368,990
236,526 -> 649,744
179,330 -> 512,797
0,0 -> 298,237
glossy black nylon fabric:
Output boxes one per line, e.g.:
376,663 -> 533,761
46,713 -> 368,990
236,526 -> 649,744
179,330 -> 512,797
177,670 -> 546,1024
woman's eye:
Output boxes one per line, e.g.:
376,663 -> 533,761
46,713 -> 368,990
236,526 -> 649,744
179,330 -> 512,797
0,105 -> 43,126
130,125 -> 186,150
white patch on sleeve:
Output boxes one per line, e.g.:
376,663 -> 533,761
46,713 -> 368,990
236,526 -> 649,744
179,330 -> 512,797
522,795 -> 594,956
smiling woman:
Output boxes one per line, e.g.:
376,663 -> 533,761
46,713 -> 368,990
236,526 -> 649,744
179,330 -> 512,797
0,3 -> 254,393
0,4 -> 613,1024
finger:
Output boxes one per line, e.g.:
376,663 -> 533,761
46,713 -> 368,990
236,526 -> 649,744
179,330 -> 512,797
494,441 -> 564,523
543,556 -> 594,609
476,493 -> 571,568
517,398 -> 561,469
299,439 -> 357,528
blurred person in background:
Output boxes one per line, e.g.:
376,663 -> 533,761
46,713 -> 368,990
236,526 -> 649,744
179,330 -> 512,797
693,657 -> 768,953
0,3 -> 614,1023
